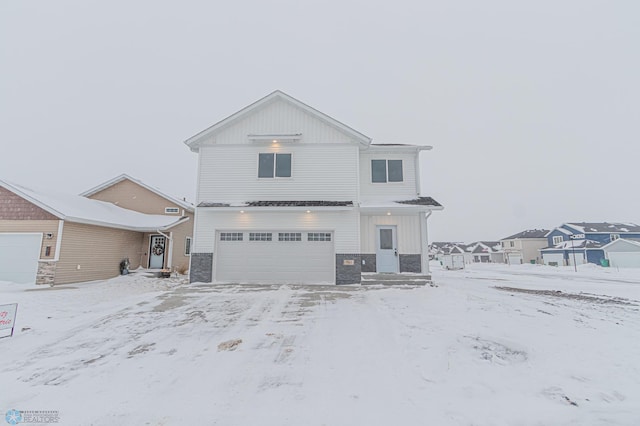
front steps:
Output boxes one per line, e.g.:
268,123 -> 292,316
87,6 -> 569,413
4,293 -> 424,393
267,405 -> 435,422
360,273 -> 433,286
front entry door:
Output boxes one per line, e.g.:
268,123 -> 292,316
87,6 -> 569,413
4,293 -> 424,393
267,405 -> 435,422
149,235 -> 166,269
376,225 -> 398,273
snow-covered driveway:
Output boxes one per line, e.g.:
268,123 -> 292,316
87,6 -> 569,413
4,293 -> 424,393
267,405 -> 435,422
1,264 -> 639,425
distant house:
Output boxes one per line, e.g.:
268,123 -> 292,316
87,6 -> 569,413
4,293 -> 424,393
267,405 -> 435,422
469,241 -> 503,263
500,229 -> 549,265
540,222 -> 640,266
429,242 -> 463,260
81,174 -> 194,272
0,180 -> 188,285
602,238 -> 640,268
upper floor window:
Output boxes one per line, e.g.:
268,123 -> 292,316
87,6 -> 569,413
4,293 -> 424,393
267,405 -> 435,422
371,160 -> 403,183
552,236 -> 563,245
509,241 -> 514,247
165,207 -> 180,214
259,153 -> 291,178
610,234 -> 620,242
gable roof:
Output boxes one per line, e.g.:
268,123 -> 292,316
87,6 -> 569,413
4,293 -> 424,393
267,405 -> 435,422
80,174 -> 194,212
0,180 -> 188,232
540,239 -> 603,251
563,222 -> 640,234
601,238 -> 640,251
184,90 -> 372,151
503,229 -> 550,240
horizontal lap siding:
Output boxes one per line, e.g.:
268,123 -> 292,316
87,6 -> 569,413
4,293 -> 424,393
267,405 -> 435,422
198,144 -> 358,203
193,210 -> 359,253
359,152 -> 418,200
55,222 -> 145,285
0,220 -> 60,260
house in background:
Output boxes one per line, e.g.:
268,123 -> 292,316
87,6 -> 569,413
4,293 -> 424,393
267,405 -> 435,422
81,174 -> 194,272
0,180 -> 188,285
500,229 -> 549,265
602,238 -> 640,268
185,90 -> 443,285
469,241 -> 503,263
540,222 -> 640,266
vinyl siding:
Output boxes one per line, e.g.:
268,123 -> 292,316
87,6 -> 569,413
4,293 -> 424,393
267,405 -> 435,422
359,152 -> 419,201
193,209 -> 359,253
360,214 -> 421,253
197,144 -> 359,203
0,220 -> 60,260
55,222 -> 145,284
200,98 -> 357,146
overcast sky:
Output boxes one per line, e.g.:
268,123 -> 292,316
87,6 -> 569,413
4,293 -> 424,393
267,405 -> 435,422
1,1 -> 638,242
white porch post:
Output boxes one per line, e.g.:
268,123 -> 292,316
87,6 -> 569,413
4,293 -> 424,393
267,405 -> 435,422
420,212 -> 430,274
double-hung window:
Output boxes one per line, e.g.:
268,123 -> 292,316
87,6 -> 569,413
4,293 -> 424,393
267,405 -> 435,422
259,153 -> 291,178
552,236 -> 563,245
371,159 -> 403,183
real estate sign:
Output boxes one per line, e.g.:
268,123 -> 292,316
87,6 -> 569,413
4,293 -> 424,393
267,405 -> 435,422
0,303 -> 18,338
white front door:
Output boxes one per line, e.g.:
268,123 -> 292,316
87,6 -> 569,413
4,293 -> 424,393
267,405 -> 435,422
376,225 -> 398,273
149,235 -> 166,269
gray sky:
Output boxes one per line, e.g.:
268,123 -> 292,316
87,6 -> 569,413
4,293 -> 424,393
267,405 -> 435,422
1,1 -> 638,242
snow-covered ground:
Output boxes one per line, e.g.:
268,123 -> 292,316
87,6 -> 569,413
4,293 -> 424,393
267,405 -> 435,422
1,263 -> 639,425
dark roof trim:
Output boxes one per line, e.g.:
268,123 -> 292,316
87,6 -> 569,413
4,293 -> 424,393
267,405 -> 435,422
198,200 -> 354,208
395,197 -> 442,207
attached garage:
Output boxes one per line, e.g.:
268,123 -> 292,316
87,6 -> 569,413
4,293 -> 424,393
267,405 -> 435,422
506,253 -> 523,265
543,252 -> 564,266
604,239 -> 640,268
0,233 -> 42,284
215,230 -> 335,284
567,251 -> 586,266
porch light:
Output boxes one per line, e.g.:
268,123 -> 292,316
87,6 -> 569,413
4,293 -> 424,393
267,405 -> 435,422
272,140 -> 278,144
306,210 -> 311,214
240,210 -> 245,214
386,212 -> 391,216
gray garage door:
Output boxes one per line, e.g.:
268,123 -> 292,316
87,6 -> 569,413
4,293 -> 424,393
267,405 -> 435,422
0,233 -> 42,284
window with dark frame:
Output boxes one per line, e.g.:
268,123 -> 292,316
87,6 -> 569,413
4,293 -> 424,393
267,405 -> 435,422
371,159 -> 403,183
258,153 -> 291,178
220,232 -> 243,241
249,232 -> 272,241
278,232 -> 302,241
185,237 -> 192,255
308,233 -> 331,242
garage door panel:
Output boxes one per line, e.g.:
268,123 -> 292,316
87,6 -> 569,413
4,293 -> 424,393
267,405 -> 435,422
0,233 -> 42,284
216,232 -> 334,284
543,253 -> 564,266
608,252 -> 640,268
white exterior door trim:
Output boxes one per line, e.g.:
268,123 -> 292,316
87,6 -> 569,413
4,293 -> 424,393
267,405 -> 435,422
376,225 -> 398,273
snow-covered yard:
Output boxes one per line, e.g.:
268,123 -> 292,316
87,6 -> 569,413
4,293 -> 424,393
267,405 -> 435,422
1,263 -> 639,425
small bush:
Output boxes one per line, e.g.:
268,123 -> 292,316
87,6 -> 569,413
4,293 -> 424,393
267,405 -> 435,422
175,263 -> 189,275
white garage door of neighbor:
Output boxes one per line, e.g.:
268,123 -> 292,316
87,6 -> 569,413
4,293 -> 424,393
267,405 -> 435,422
0,233 -> 42,284
507,253 -> 523,265
608,252 -> 640,268
215,231 -> 335,284
543,253 -> 564,266
567,251 -> 586,266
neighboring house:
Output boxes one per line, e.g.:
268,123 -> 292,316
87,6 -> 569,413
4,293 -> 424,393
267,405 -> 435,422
184,90 -> 443,285
80,174 -> 194,272
540,222 -> 640,266
602,238 -> 640,268
429,241 -> 462,260
448,244 -> 474,264
500,229 -> 549,265
0,180 -> 188,285
469,241 -> 503,263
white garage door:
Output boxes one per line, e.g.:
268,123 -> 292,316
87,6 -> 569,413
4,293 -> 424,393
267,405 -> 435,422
215,231 -> 335,284
0,233 -> 42,284
607,252 -> 640,268
543,253 -> 564,266
567,251 -> 586,266
507,253 -> 523,265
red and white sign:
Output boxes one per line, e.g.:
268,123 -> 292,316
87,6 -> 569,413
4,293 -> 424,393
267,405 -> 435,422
0,303 -> 18,337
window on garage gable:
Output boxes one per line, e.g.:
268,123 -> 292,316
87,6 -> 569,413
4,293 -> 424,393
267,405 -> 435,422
258,153 -> 291,178
371,159 -> 403,183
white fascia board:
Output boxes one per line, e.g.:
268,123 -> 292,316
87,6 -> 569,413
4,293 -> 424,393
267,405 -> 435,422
64,216 -> 190,233
601,238 -> 640,250
0,180 -> 65,219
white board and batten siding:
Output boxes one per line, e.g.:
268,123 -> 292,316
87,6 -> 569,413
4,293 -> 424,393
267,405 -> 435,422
199,98 -> 358,146
360,215 -> 421,253
198,144 -> 359,203
359,151 -> 419,201
193,210 -> 360,254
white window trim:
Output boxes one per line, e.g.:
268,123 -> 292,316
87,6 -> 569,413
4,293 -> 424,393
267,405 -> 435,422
184,237 -> 192,256
257,152 -> 293,179
552,236 -> 563,245
165,207 -> 180,214
610,234 -> 620,241
371,159 -> 404,183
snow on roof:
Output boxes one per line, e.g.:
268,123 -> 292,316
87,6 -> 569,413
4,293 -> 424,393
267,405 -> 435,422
502,229 -> 549,240
541,239 -> 603,250
564,222 -> 640,233
1,180 -> 188,232
80,174 -> 194,212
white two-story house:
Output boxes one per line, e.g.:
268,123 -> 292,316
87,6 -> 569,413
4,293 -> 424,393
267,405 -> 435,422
185,91 -> 442,285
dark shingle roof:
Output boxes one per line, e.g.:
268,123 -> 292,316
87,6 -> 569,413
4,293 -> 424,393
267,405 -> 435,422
503,229 -> 550,240
566,222 -> 640,233
198,200 -> 353,208
396,197 -> 442,207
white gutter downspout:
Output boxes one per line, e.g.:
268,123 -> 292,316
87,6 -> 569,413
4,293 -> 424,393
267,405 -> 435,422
420,211 -> 433,275
53,220 -> 64,262
156,230 -> 173,270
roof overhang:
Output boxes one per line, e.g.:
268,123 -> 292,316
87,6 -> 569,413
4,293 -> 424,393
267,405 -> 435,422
63,215 -> 190,233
